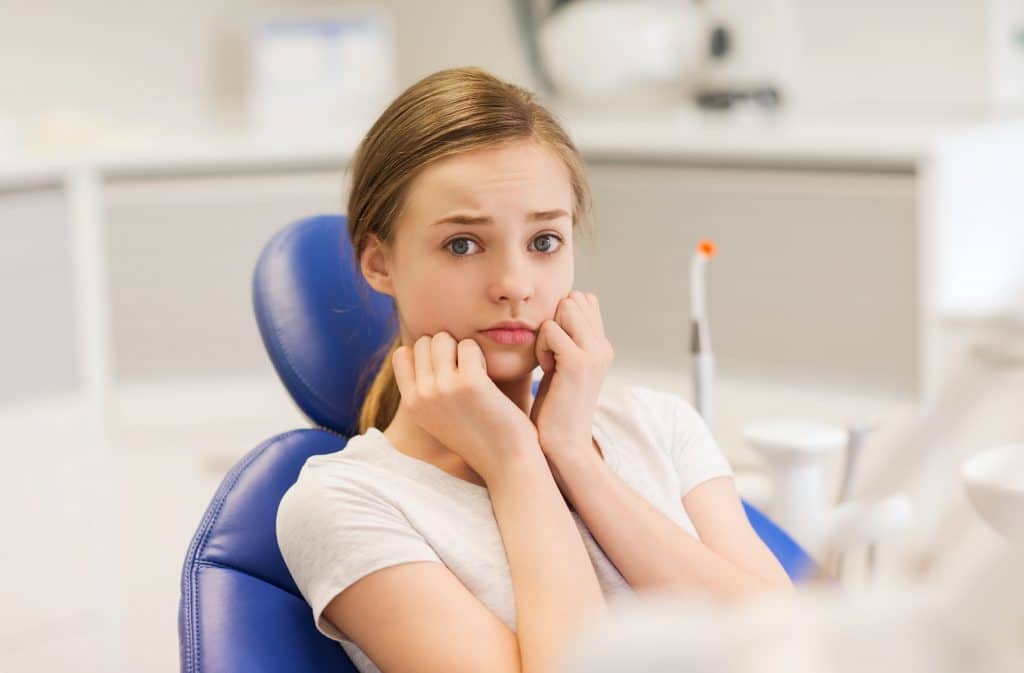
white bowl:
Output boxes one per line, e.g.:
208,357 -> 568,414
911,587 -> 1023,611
962,443 -> 1024,542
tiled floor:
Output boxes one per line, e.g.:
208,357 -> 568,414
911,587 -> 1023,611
2,341 -> 1020,672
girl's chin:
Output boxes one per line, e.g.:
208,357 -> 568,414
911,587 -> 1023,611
482,348 -> 538,381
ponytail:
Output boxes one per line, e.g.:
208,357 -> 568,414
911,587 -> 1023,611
356,336 -> 402,433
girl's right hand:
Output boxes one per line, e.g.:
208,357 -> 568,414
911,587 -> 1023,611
391,332 -> 540,483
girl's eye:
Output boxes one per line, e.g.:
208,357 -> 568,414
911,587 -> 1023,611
445,233 -> 564,258
531,233 -> 563,254
446,237 -> 481,257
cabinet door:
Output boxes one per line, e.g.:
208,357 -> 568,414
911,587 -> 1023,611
104,170 -> 347,382
578,163 -> 919,394
0,185 -> 78,404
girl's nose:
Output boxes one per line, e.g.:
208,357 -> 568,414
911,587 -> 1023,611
489,254 -> 533,305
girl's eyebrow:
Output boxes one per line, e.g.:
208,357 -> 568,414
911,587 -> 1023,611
432,209 -> 570,226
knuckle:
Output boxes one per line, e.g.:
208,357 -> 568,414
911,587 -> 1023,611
402,389 -> 419,408
453,374 -> 476,394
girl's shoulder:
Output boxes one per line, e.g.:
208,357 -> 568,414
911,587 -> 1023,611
596,381 -> 697,426
281,430 -> 402,507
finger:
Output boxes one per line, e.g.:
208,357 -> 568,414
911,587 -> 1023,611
413,335 -> 435,395
538,318 -> 580,366
584,292 -> 605,333
568,290 -> 598,331
534,321 -> 556,373
557,295 -> 595,350
391,345 -> 415,398
457,338 -> 487,376
430,332 -> 458,387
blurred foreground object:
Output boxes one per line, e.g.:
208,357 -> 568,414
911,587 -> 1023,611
962,443 -> 1024,542
561,545 -> 1023,673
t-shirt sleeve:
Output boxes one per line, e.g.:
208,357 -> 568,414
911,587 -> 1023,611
660,390 -> 734,498
276,469 -> 443,643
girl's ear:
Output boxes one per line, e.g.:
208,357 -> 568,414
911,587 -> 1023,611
359,234 -> 395,297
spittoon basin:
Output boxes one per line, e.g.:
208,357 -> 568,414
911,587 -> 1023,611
962,443 -> 1024,543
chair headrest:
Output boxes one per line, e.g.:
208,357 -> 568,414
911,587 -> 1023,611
252,214 -> 396,436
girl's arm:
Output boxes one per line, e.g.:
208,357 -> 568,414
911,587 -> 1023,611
485,444 -> 607,673
548,448 -> 795,604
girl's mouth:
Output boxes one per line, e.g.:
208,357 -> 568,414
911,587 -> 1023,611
479,328 -> 535,345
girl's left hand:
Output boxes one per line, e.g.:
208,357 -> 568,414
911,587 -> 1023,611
529,290 -> 614,462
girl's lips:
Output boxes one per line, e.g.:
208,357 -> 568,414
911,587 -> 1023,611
479,328 -> 536,345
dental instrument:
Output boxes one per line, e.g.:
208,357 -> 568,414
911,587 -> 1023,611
688,237 -> 907,583
690,239 -> 716,425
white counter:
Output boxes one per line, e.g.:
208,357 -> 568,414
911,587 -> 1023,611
0,111 -> 996,187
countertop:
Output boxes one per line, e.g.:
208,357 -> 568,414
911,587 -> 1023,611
0,109 -> 1000,189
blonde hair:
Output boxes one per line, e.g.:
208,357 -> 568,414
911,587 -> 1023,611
348,66 -> 593,434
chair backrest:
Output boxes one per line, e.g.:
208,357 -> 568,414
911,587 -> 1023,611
179,214 -> 390,673
179,213 -> 818,673
251,214 -> 396,436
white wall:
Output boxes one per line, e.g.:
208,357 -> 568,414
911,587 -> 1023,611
3,1 -> 1019,136
0,0 -> 253,129
792,0 -> 999,117
0,0 -> 536,133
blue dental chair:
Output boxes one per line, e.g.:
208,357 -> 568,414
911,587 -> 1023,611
177,214 -> 818,673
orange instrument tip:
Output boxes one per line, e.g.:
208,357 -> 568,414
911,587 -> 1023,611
698,239 -> 716,258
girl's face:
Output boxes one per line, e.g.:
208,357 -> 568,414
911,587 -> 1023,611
363,138 -> 575,382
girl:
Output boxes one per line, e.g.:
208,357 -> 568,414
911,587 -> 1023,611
276,66 -> 793,673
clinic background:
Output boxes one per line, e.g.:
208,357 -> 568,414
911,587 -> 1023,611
2,1 -> 1023,672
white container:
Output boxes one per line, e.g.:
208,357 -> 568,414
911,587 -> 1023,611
537,0 -> 708,109
743,419 -> 848,552
247,6 -> 398,134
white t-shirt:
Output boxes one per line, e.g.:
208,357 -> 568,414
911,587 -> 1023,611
276,383 -> 734,673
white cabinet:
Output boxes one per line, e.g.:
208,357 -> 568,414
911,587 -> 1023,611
0,183 -> 78,404
3,117 -> 1021,413
577,162 -> 921,394
102,171 -> 346,382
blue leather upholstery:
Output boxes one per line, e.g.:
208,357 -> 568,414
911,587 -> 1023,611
179,430 -> 358,673
251,214 -> 396,436
178,213 -> 817,673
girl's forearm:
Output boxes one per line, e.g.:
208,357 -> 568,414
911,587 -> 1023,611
548,448 -> 792,604
485,446 -> 607,673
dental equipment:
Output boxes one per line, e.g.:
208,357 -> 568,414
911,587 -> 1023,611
850,312 -> 1024,575
687,237 -> 907,583
742,420 -> 848,550
560,543 -> 1024,673
742,419 -> 914,583
690,239 -> 716,425
962,442 -> 1024,543
836,423 -> 875,505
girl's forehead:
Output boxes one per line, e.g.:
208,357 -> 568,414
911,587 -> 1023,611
404,145 -> 572,215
